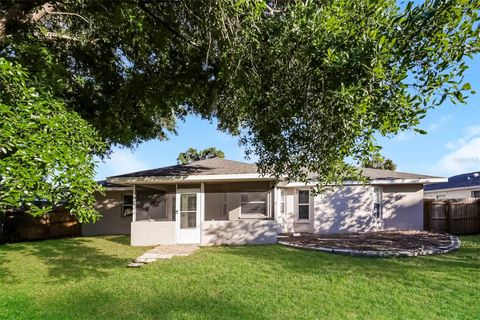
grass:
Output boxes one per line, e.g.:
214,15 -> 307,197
0,235 -> 479,320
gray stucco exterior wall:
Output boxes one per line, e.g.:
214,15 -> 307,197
131,221 -> 176,246
382,184 -> 424,230
201,220 -> 278,245
82,191 -> 132,236
313,186 -> 380,233
279,184 -> 425,234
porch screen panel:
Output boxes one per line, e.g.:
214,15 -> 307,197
204,182 -> 274,221
135,187 -> 176,221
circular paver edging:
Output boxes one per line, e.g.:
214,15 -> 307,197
278,235 -> 461,258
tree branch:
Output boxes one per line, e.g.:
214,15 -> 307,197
0,0 -> 54,39
137,1 -> 198,47
45,11 -> 91,25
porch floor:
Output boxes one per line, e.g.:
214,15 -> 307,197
128,245 -> 199,267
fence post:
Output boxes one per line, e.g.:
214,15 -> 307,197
445,200 -> 451,234
477,199 -> 480,233
423,199 -> 431,231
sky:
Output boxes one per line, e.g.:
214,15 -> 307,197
95,59 -> 480,181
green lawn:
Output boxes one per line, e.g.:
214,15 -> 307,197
0,235 -> 479,320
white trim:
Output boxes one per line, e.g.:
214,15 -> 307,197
424,186 -> 480,193
273,186 -> 278,221
104,187 -> 133,191
109,174 -> 446,187
108,173 -> 274,185
281,178 -> 447,188
132,184 -> 136,222
200,182 -> 205,244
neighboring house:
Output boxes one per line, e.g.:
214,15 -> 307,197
424,171 -> 480,200
82,158 -> 446,246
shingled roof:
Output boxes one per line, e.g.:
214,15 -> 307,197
425,171 -> 480,191
109,158 -> 441,182
357,167 -> 441,180
111,158 -> 258,178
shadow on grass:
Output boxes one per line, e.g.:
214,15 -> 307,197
0,246 -> 12,279
0,237 -> 133,283
103,235 -> 131,246
39,286 -> 270,320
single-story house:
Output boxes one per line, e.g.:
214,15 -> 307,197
424,171 -> 480,199
82,158 -> 446,246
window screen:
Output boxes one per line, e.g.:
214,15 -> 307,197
240,192 -> 267,216
373,187 -> 382,219
298,190 -> 309,220
122,194 -> 133,218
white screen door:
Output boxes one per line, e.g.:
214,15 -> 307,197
176,190 -> 201,244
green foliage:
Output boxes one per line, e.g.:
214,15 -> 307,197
1,0 -> 479,191
177,147 -> 225,164
0,58 -> 105,222
208,0 -> 480,187
361,156 -> 397,171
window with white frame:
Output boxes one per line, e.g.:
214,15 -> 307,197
240,192 -> 267,217
222,193 -> 228,217
298,190 -> 310,220
472,190 -> 480,198
280,189 -> 286,215
373,187 -> 382,219
122,194 -> 133,218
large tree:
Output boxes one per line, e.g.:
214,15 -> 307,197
1,0 -> 479,219
177,147 -> 225,165
362,156 -> 397,171
0,58 -> 105,221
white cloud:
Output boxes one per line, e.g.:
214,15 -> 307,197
434,125 -> 480,175
95,149 -> 151,180
444,125 -> 480,150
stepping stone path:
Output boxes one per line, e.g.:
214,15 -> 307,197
128,245 -> 199,268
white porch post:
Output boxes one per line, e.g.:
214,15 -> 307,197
200,182 -> 205,243
132,184 -> 137,222
273,185 -> 278,221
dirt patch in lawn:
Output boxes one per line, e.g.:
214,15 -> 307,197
278,231 -> 460,257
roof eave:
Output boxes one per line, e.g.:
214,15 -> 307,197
280,177 -> 447,187
107,173 -> 275,185
425,185 -> 480,193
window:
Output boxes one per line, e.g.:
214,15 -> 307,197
222,193 -> 228,217
298,190 -> 310,220
240,192 -> 267,217
373,187 -> 382,219
472,190 -> 480,198
437,194 -> 447,200
122,194 -> 133,218
280,189 -> 286,215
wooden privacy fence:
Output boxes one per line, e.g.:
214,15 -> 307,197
0,207 -> 80,244
424,198 -> 480,235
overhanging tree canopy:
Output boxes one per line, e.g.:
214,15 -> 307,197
0,58 -> 105,221
1,0 -> 479,219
